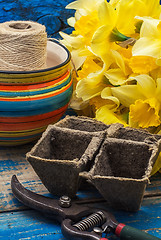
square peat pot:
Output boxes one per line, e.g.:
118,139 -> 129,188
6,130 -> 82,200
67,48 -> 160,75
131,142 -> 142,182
81,137 -> 161,211
54,115 -> 110,132
26,116 -> 161,211
106,123 -> 161,143
26,124 -> 104,197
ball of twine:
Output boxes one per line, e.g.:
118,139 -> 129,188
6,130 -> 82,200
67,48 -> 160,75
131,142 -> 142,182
0,21 -> 47,71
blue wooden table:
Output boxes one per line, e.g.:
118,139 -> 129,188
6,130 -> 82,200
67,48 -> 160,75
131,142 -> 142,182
0,141 -> 161,239
0,0 -> 161,239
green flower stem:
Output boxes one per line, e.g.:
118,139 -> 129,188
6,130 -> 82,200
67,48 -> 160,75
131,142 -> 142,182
110,27 -> 130,42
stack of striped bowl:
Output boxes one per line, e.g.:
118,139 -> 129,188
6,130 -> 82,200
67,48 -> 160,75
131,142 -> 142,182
0,40 -> 73,146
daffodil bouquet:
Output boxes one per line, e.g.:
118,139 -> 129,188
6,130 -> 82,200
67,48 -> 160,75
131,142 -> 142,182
60,0 -> 161,174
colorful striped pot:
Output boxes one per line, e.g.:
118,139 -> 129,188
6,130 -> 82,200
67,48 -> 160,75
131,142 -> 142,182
0,40 -> 72,146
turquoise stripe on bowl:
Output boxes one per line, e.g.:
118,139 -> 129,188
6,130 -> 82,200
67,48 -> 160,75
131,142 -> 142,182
0,75 -> 71,97
0,99 -> 70,117
0,83 -> 73,111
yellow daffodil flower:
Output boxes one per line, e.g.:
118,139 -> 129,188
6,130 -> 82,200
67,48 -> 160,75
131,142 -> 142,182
66,0 -> 104,18
96,86 -> 128,126
90,0 -> 155,57
72,11 -> 99,46
109,0 -> 120,8
112,74 -> 161,128
129,98 -> 160,128
131,17 -> 161,73
76,68 -> 107,101
65,0 -> 104,36
76,51 -> 113,101
116,0 -> 161,34
90,95 -> 117,110
60,32 -> 87,69
104,49 -> 133,86
129,56 -> 158,74
96,105 -> 128,126
61,0 -> 161,174
77,56 -> 102,81
138,0 -> 161,19
101,86 -> 120,107
60,1 -> 104,69
90,1 -> 120,56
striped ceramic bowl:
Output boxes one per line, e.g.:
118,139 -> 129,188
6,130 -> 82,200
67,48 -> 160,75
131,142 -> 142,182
0,40 -> 72,146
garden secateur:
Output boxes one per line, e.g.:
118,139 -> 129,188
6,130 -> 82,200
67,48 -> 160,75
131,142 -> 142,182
11,175 -> 160,240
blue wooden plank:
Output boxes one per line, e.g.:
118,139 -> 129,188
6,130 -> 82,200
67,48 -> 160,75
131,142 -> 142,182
0,210 -> 63,240
0,143 -> 49,212
0,198 -> 161,240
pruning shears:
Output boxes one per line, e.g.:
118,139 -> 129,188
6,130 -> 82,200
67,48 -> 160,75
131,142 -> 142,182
11,175 -> 160,240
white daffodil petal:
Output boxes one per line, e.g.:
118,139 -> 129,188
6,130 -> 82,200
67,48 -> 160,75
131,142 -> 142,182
66,0 -> 104,12
71,50 -> 87,70
111,85 -> 143,107
59,32 -> 83,49
136,17 -> 160,38
132,37 -> 161,58
67,17 -> 76,27
66,0 -> 84,10
75,9 -> 87,20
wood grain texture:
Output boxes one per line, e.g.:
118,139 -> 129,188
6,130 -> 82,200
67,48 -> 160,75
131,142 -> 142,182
0,141 -> 161,239
0,200 -> 161,239
0,143 -> 49,212
0,0 -> 74,37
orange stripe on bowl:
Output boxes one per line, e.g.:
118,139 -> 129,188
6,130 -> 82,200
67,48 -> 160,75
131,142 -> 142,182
0,104 -> 68,123
0,110 -> 67,131
0,79 -> 72,102
0,70 -> 70,91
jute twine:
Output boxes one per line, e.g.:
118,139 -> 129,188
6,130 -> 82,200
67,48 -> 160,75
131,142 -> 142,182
0,21 -> 47,71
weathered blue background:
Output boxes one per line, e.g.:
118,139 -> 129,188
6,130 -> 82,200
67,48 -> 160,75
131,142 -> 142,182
1,0 -> 161,38
0,0 -> 74,38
